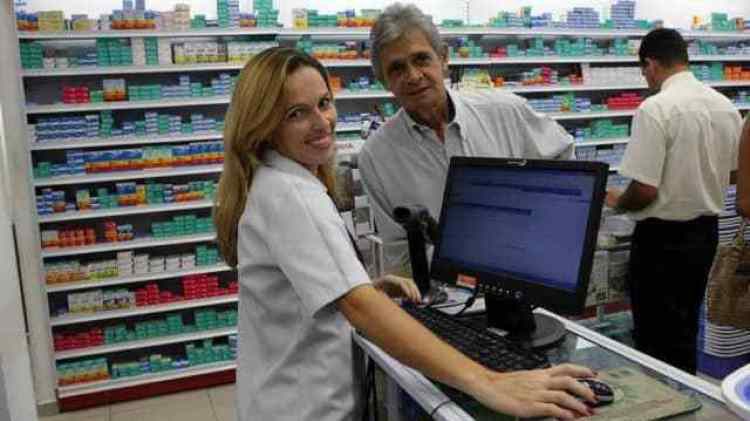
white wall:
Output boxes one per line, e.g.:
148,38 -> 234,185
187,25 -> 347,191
20,0 -> 750,30
3,0 -> 56,411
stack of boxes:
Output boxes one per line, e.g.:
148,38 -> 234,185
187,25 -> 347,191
151,214 -> 214,239
553,38 -> 598,56
448,38 -> 485,59
191,14 -> 208,29
186,339 -> 234,366
565,8 -> 600,29
217,0 -> 240,28
96,39 -> 133,67
43,245 -> 221,286
62,86 -> 90,104
57,359 -> 109,386
711,13 -> 735,32
37,11 -> 65,32
20,42 -> 44,69
488,11 -> 525,28
196,245 -> 221,266
610,1 -> 637,29
572,120 -> 630,142
15,11 -> 40,31
690,62 -> 726,81
131,37 -> 159,66
735,90 -> 750,106
65,288 -> 137,315
605,92 -> 643,110
54,327 -> 105,351
582,65 -> 642,85
253,0 -> 279,27
229,335 -> 238,359
70,14 -> 95,32
173,3 -> 191,31
33,140 -> 223,178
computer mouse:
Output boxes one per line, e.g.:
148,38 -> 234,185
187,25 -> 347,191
577,378 -> 614,406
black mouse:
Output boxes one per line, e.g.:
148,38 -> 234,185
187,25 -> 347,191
577,378 -> 614,406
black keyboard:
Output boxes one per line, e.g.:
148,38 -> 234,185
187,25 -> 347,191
402,304 -> 550,372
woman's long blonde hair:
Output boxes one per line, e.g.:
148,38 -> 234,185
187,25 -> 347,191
214,47 -> 337,267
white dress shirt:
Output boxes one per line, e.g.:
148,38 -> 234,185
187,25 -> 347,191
358,88 -> 575,270
236,150 -> 370,421
619,71 -> 742,221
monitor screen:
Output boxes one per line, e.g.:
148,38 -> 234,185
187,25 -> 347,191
431,157 -> 607,315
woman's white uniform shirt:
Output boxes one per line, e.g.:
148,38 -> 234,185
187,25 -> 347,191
235,149 -> 371,421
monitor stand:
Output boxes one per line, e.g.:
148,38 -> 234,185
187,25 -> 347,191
485,293 -> 566,349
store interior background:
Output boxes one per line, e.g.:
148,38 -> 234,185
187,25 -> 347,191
25,0 -> 750,30
2,0 -> 750,419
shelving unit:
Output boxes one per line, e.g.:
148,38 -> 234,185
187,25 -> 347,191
40,233 -> 218,258
57,361 -> 237,399
55,327 -> 238,360
46,263 -> 232,293
12,9 -> 750,410
49,295 -> 238,326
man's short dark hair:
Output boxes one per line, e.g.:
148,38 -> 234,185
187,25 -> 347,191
638,28 -> 689,67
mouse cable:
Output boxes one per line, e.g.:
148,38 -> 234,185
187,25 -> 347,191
429,398 -> 454,418
454,287 -> 480,317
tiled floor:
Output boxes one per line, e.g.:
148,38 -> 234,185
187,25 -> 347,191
40,384 -> 236,421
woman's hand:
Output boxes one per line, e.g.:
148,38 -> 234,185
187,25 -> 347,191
468,364 -> 598,420
373,274 -> 422,303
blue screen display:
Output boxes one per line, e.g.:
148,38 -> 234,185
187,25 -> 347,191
436,165 -> 597,292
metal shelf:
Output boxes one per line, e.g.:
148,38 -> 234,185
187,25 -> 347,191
33,164 -> 223,187
23,63 -> 244,77
50,295 -> 238,326
26,88 -> 389,115
574,138 -> 630,147
26,97 -> 230,114
45,264 -> 232,294
504,83 -> 645,93
55,327 -> 237,360
336,123 -> 361,132
337,90 -> 392,99
31,132 -> 223,151
548,109 -> 637,120
56,360 -> 237,398
39,200 -> 214,223
18,26 -> 750,41
41,233 -> 217,259
22,54 -> 750,79
452,55 -> 639,65
22,59 -> 374,77
18,28 -> 279,39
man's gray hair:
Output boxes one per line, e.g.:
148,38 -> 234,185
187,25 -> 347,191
369,3 -> 444,84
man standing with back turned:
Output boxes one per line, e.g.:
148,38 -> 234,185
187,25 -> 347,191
607,28 -> 742,374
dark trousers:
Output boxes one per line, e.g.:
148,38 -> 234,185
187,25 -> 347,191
628,215 -> 718,374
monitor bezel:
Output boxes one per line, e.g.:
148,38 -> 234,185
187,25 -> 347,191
429,156 -> 609,316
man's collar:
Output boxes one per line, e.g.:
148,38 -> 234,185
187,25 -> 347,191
401,88 -> 466,141
661,70 -> 695,91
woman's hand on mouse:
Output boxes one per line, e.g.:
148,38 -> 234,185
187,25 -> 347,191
466,363 -> 598,420
373,274 -> 422,303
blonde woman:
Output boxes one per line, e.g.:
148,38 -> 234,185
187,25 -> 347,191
214,47 -> 598,421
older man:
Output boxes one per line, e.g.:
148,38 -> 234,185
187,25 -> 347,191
358,3 -> 576,271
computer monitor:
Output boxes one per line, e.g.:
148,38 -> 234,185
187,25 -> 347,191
430,157 -> 608,347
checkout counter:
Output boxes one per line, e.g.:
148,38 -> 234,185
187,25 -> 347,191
354,299 -> 741,420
